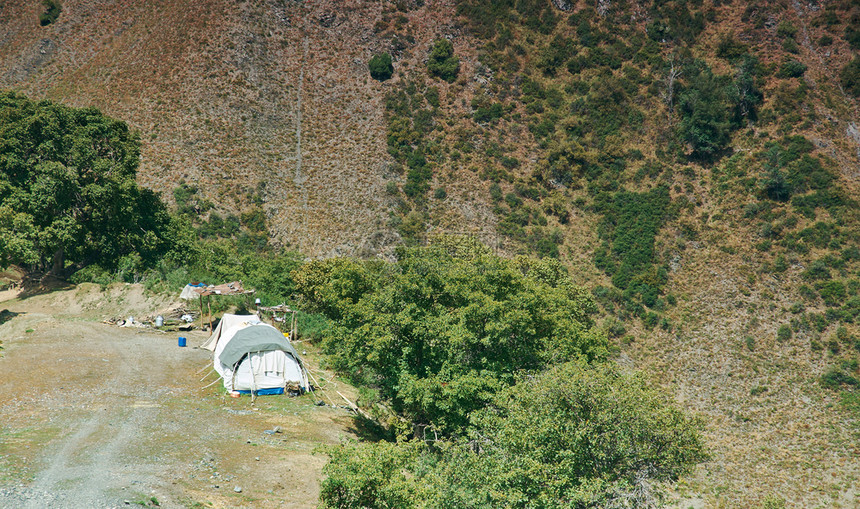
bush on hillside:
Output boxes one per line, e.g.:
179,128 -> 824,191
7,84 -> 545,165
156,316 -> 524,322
39,0 -> 61,26
677,64 -> 738,160
716,32 -> 748,61
777,60 -> 807,79
427,39 -> 460,83
842,56 -> 860,97
368,53 -> 394,81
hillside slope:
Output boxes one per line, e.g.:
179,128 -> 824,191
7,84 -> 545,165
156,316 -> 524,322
1,0 -> 441,257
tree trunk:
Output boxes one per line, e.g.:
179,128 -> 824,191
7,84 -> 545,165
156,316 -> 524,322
51,249 -> 64,276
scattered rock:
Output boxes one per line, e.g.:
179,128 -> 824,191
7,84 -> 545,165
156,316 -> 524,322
234,486 -> 242,493
551,0 -> 572,11
264,425 -> 282,435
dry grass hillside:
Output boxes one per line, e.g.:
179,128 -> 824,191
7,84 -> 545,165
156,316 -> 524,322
0,0 -> 463,257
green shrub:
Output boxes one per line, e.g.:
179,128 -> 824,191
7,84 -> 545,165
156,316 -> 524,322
70,265 -> 114,286
802,259 -> 831,281
750,385 -> 768,396
781,38 -> 799,54
817,280 -> 847,307
594,187 -> 670,304
821,366 -> 859,389
757,495 -> 787,509
536,35 -> 574,76
39,0 -> 61,26
368,53 -> 394,81
489,183 -> 503,202
716,32 -> 748,61
645,0 -> 706,44
777,324 -> 792,342
677,64 -> 739,160
841,56 -> 860,97
777,21 -> 798,39
761,169 -> 792,202
473,102 -> 504,123
777,60 -> 807,78
427,39 -> 459,83
845,25 -> 860,50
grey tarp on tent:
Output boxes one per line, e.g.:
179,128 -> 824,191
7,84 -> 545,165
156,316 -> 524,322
218,324 -> 301,367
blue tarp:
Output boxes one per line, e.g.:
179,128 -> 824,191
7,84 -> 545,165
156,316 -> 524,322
236,387 -> 285,395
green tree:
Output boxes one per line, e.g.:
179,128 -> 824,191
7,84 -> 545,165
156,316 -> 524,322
734,56 -> 764,123
0,91 -> 171,272
294,243 -> 606,434
466,362 -> 709,507
677,64 -> 738,160
368,53 -> 394,81
319,362 -> 708,509
427,39 -> 460,83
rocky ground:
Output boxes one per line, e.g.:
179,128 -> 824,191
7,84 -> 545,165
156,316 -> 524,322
0,283 -> 356,508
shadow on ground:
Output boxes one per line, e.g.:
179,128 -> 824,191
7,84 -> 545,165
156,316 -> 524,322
346,414 -> 396,442
0,309 -> 22,325
16,273 -> 74,300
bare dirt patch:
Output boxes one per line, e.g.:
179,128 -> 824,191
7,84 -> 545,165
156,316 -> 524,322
0,284 -> 356,508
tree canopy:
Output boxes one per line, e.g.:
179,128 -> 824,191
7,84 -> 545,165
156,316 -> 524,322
294,242 -> 606,434
320,362 -> 708,509
0,91 -> 171,272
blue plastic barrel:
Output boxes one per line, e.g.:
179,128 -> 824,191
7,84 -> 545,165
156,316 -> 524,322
178,336 -> 187,347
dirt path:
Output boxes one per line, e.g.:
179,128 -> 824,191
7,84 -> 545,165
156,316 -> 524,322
0,284 -> 355,508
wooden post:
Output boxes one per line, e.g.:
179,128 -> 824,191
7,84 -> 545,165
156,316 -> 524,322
199,294 -> 204,330
291,311 -> 297,341
207,295 -> 213,331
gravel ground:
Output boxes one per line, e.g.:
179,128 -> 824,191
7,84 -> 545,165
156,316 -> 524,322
0,284 -> 352,508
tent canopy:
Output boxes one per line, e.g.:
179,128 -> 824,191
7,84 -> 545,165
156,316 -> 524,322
219,324 -> 300,367
200,313 -> 261,350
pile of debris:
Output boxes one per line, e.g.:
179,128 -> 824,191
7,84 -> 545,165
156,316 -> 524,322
104,303 -> 197,331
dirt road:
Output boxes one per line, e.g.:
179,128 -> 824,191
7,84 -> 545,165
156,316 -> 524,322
0,283 -> 354,508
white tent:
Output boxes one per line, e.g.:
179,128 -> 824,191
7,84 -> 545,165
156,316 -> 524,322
205,314 -> 309,394
200,313 -> 262,351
